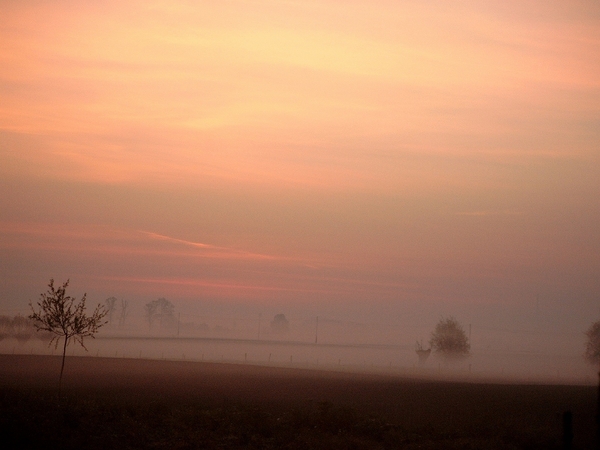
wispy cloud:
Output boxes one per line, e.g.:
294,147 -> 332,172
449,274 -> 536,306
93,275 -> 340,295
139,231 -> 216,250
138,230 -> 289,262
455,210 -> 524,217
0,221 -> 292,262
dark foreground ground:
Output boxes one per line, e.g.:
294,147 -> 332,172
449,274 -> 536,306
0,355 -> 596,449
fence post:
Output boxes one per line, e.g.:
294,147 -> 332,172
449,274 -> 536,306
596,369 -> 600,450
562,410 -> 573,450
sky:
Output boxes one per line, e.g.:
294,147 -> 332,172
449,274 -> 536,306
1,1 -> 599,349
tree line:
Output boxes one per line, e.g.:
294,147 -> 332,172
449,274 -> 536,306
103,296 -> 129,327
0,314 -> 49,343
17,278 -> 600,401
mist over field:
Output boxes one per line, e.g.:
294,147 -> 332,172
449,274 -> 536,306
1,295 -> 596,385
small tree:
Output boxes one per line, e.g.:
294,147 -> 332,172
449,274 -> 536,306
0,315 -> 11,341
118,299 -> 129,327
585,320 -> 600,437
145,300 -> 158,330
12,315 -> 34,344
105,297 -> 118,325
145,298 -> 176,331
429,316 -> 470,361
584,320 -> 600,367
155,297 -> 175,329
29,279 -> 107,395
271,314 -> 289,334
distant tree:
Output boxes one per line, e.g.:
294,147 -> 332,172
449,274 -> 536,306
0,315 -> 11,341
271,314 -> 289,334
145,298 -> 175,331
585,321 -> 600,441
11,315 -> 34,344
144,300 -> 158,330
584,320 -> 600,367
118,299 -> 129,327
105,297 -> 118,325
29,279 -> 107,395
156,298 -> 176,329
429,317 -> 470,361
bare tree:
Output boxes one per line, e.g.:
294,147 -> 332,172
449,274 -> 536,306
145,298 -> 176,331
118,299 -> 129,327
0,315 -> 11,341
29,279 -> 107,395
12,315 -> 34,344
155,298 -> 175,329
145,300 -> 159,331
105,297 -> 118,325
429,317 -> 470,361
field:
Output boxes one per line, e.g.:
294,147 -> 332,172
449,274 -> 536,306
0,355 -> 597,449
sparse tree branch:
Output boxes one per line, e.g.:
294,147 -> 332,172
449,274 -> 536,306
29,279 -> 107,396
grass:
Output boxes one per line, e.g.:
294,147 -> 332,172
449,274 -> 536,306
0,355 -> 596,449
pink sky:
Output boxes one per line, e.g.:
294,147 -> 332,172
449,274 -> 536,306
1,1 -> 599,339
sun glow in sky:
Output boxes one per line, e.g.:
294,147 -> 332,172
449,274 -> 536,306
1,1 -> 599,340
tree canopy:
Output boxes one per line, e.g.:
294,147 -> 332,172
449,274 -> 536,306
429,317 -> 470,360
145,298 -> 176,330
29,279 -> 107,393
584,320 -> 600,366
271,314 -> 289,334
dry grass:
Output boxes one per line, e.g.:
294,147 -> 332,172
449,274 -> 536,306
0,355 -> 596,449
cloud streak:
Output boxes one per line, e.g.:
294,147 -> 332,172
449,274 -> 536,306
455,210 -> 524,217
139,230 -> 291,262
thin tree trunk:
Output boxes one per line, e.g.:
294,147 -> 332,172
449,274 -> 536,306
59,335 -> 68,398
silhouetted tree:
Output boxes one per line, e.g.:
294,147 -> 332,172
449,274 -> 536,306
0,315 -> 11,341
271,314 -> 289,334
118,299 -> 129,327
429,317 -> 470,360
12,315 -> 34,344
145,299 -> 158,330
105,297 -> 118,325
585,320 -> 600,367
145,298 -> 176,331
157,298 -> 176,329
29,279 -> 107,395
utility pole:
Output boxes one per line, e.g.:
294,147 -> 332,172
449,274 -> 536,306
315,316 -> 319,344
257,313 -> 261,340
177,312 -> 180,337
